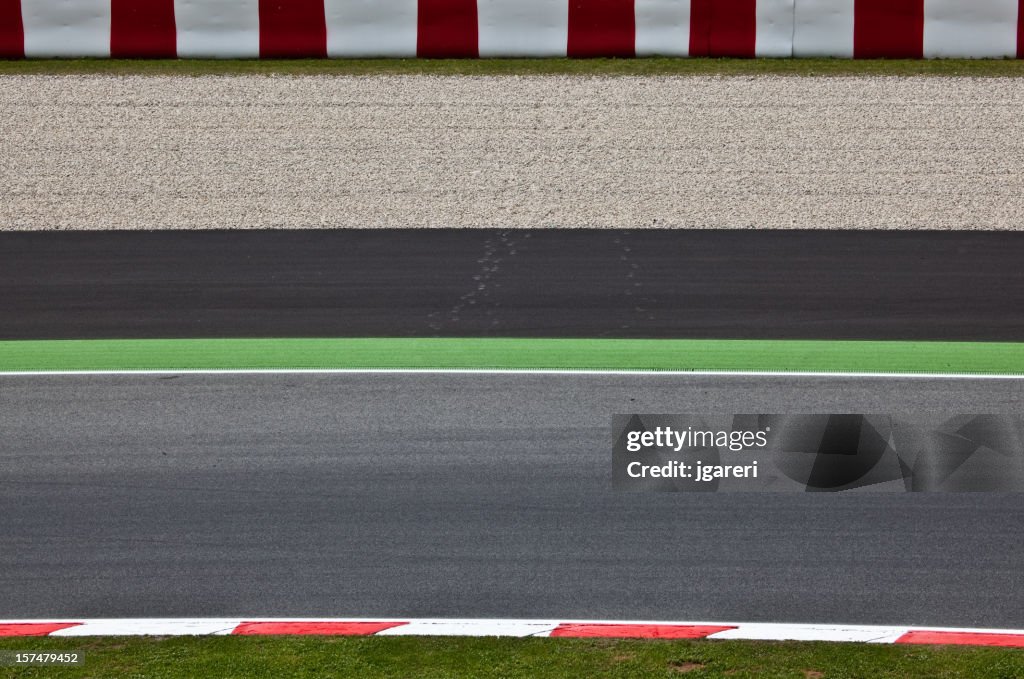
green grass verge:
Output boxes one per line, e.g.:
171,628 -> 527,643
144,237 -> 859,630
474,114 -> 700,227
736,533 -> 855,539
2,57 -> 1024,77
2,636 -> 1022,678
1,338 -> 1022,374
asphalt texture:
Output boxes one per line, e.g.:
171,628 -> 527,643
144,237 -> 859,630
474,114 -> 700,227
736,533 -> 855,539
2,229 -> 1024,341
2,373 -> 1022,627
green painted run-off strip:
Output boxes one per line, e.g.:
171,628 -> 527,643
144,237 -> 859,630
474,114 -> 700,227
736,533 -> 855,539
1,338 -> 1023,374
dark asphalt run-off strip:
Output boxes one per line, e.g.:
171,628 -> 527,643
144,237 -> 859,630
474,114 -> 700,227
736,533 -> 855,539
2,229 -> 1023,342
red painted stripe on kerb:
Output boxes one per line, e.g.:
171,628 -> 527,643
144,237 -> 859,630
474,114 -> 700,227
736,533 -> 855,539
232,621 -> 407,636
568,0 -> 635,58
0,0 -> 25,59
111,0 -> 177,58
418,0 -> 479,58
550,624 -> 735,639
259,0 -> 328,58
854,0 -> 924,58
0,623 -> 81,637
898,631 -> 1024,648
689,0 -> 757,58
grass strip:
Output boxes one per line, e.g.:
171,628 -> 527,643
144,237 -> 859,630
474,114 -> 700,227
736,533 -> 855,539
0,338 -> 1022,374
1,635 -> 1022,678
2,57 -> 1024,78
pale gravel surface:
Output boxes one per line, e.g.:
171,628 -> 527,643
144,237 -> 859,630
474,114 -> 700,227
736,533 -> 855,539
2,74 -> 1023,230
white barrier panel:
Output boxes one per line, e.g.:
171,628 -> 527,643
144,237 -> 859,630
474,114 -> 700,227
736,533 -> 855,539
635,0 -> 691,57
325,0 -> 418,57
924,0 -> 1019,58
175,0 -> 260,58
792,0 -> 855,57
757,0 -> 795,57
478,0 -> 567,57
21,0 -> 109,57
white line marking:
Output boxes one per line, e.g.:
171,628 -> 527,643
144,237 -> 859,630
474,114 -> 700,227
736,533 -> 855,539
0,369 -> 1022,379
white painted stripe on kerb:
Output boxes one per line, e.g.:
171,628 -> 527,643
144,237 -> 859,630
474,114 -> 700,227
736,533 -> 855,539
50,619 -> 243,636
478,0 -> 568,57
923,0 -> 1020,58
756,0 -> 795,57
792,0 -> 855,57
21,0 -> 110,58
174,0 -> 260,58
376,619 -> 561,637
325,0 -> 419,58
0,370 -> 1022,379
635,0 -> 691,57
708,623 -> 909,643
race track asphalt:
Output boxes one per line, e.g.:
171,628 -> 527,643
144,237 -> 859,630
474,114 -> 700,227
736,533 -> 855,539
3,229 -> 1024,341
2,373 -> 1022,627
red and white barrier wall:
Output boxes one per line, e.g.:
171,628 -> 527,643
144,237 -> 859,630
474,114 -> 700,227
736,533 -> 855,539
796,0 -> 1023,58
0,0 -> 1022,59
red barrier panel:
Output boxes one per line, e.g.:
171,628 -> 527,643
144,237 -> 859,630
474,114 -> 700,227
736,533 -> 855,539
111,0 -> 176,58
0,0 -> 23,59
1019,0 -> 1023,58
568,0 -> 635,58
690,0 -> 757,58
259,0 -> 327,58
419,0 -> 479,57
855,0 -> 924,58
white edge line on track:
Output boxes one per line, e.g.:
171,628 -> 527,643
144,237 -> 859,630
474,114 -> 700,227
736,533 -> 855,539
1,369 -> 1023,379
